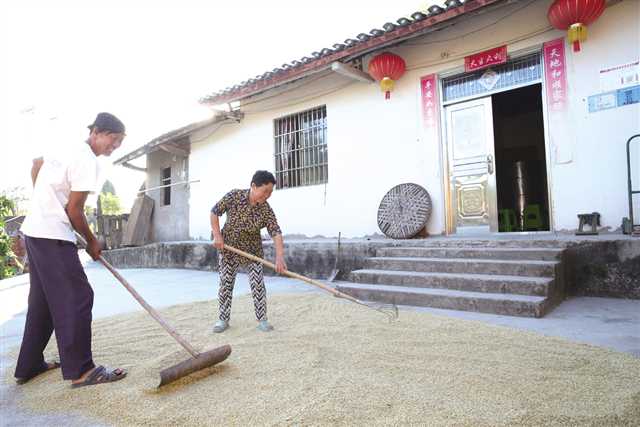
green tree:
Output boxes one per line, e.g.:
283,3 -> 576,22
0,186 -> 28,216
0,196 -> 21,279
99,192 -> 122,215
101,180 -> 116,196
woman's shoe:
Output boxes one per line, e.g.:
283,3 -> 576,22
257,320 -> 274,332
213,320 -> 229,333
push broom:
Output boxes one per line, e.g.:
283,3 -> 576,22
76,233 -> 231,387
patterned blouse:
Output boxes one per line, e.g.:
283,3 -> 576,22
211,189 -> 282,265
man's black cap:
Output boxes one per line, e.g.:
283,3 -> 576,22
88,112 -> 126,134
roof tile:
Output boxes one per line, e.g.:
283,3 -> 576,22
428,5 -> 445,15
200,1 -> 506,104
411,11 -> 427,21
382,22 -> 397,31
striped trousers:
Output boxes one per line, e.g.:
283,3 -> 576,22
217,256 -> 267,322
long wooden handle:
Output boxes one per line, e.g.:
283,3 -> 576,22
222,244 -> 364,305
77,234 -> 199,358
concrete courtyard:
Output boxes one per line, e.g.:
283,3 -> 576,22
1,253 -> 639,425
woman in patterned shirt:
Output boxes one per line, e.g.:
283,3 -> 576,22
210,170 -> 287,333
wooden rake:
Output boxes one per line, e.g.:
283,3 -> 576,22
223,244 -> 398,322
76,233 -> 231,387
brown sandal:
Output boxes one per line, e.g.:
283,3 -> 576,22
15,361 -> 61,385
71,365 -> 127,388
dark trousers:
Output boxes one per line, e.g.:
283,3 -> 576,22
15,236 -> 95,380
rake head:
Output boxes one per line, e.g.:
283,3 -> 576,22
373,303 -> 399,322
159,344 -> 232,387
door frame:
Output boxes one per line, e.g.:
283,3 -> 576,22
437,47 -> 555,235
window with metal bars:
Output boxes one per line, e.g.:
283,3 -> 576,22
442,53 -> 542,103
161,167 -> 171,206
273,106 -> 328,189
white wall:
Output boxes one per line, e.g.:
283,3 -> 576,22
189,0 -> 640,238
147,148 -> 190,241
189,76 -> 440,239
545,0 -> 640,231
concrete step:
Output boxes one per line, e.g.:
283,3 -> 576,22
350,269 -> 552,296
336,282 -> 549,318
376,246 -> 563,261
364,257 -> 558,277
385,239 -> 570,249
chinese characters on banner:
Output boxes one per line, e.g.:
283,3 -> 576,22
464,46 -> 507,72
543,38 -> 568,112
420,74 -> 439,137
543,37 -> 573,164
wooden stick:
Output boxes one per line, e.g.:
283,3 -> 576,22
76,234 -> 199,358
96,256 -> 199,358
223,244 -> 369,307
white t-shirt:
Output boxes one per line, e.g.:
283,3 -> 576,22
21,142 -> 100,243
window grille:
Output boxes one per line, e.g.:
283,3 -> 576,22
161,167 -> 171,206
442,53 -> 542,103
274,106 -> 328,189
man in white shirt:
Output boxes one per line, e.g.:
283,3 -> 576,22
16,112 -> 128,388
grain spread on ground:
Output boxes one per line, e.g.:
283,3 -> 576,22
5,293 -> 640,426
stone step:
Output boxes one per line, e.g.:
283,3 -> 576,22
350,269 -> 552,296
376,246 -> 564,261
336,282 -> 549,318
364,257 -> 558,277
384,239 -> 570,249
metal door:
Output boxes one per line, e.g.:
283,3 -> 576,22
445,96 -> 498,234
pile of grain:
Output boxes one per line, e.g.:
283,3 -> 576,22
6,293 -> 640,426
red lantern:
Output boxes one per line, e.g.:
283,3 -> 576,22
547,0 -> 606,52
368,52 -> 406,99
